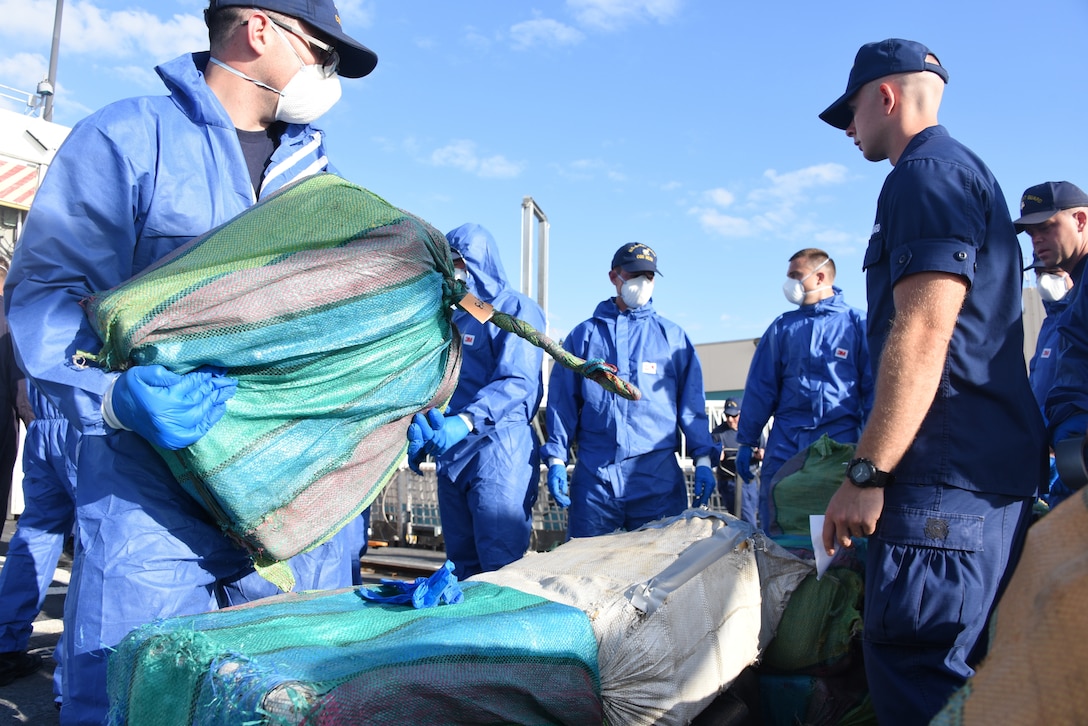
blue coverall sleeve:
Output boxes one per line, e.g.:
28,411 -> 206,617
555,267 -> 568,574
5,120 -> 150,434
541,333 -> 584,463
676,334 -> 717,461
736,322 -> 780,447
461,297 -> 545,428
1047,286 -> 1088,435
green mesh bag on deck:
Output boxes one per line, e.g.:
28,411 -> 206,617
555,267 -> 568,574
84,173 -> 461,565
106,581 -> 603,726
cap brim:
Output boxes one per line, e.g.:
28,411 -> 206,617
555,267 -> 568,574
1013,210 -> 1058,233
621,262 -> 662,276
819,92 -> 854,130
310,19 -> 378,78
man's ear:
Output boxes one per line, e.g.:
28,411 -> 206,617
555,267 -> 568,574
241,11 -> 276,55
879,82 -> 897,115
1073,209 -> 1088,234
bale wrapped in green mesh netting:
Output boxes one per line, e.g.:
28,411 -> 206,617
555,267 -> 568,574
766,435 -> 856,536
84,173 -> 461,563
106,581 -> 603,726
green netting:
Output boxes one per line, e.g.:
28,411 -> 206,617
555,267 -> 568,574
768,435 -> 857,536
106,581 -> 603,726
761,567 -> 864,673
84,174 -> 461,563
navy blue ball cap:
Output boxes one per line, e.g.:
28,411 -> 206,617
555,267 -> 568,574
206,0 -> 378,78
1023,253 -> 1047,272
1014,181 -> 1088,233
611,243 -> 661,276
724,398 -> 741,416
820,38 -> 948,130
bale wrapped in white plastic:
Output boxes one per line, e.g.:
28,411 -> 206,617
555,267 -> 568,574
472,510 -> 812,725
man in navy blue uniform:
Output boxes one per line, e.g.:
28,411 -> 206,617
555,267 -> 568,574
819,39 -> 1046,725
1017,182 -> 1088,508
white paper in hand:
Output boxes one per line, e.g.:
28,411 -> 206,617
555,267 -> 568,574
809,514 -> 834,580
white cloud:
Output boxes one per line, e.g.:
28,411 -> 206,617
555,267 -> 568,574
111,64 -> 165,92
692,208 -> 753,238
748,163 -> 849,204
706,187 -> 735,207
553,157 -> 625,182
690,162 -> 850,241
567,0 -> 682,31
0,1 -> 207,61
0,53 -> 48,100
477,155 -> 523,178
510,18 -> 584,49
430,139 -> 523,179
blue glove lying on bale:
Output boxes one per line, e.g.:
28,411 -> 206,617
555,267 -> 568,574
358,560 -> 464,608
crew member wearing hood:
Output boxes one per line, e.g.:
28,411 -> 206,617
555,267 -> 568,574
541,243 -> 717,538
4,3 -> 378,720
737,248 -> 873,530
414,223 -> 545,578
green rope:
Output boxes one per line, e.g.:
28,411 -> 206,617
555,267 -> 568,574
489,310 -> 642,401
444,277 -> 640,401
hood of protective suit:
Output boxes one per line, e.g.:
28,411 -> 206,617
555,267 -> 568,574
446,223 -> 510,303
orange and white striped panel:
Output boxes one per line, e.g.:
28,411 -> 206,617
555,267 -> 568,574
0,158 -> 40,210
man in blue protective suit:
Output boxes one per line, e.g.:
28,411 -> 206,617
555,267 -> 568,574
1026,259 -> 1074,507
819,39 -> 1046,726
540,243 -> 718,538
1015,182 -> 1088,509
406,223 -> 545,579
4,2 -> 378,721
0,383 -> 77,703
736,248 -> 873,529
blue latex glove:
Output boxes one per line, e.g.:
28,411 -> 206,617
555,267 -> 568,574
406,413 -> 432,474
105,364 -> 237,450
406,409 -> 471,474
736,445 -> 754,483
357,560 -> 464,608
692,465 -> 715,508
547,463 -> 570,508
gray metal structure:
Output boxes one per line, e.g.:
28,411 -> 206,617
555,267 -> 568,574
520,196 -> 549,330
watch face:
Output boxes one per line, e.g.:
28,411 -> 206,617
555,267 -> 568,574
849,461 -> 872,483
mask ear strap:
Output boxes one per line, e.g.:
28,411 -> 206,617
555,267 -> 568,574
208,56 -> 284,95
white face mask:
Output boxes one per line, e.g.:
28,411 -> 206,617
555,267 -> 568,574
782,257 -> 831,305
207,23 -> 342,126
268,22 -> 341,124
1037,272 -> 1070,303
620,275 -> 654,309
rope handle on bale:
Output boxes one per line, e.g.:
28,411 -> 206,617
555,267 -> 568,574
452,290 -> 641,401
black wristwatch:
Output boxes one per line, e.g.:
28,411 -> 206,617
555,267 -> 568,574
846,457 -> 894,488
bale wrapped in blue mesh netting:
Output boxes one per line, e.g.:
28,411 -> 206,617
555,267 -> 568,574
106,581 -> 603,725
83,173 -> 462,565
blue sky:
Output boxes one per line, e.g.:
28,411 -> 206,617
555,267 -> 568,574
1,0 -> 1083,344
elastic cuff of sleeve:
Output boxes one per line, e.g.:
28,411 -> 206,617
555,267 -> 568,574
694,456 -> 712,469
100,378 -> 132,432
548,457 -> 565,468
457,413 -> 475,432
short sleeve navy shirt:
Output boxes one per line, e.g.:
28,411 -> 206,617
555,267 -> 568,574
862,126 -> 1045,496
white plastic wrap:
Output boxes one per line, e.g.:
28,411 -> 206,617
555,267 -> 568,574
472,510 -> 812,725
